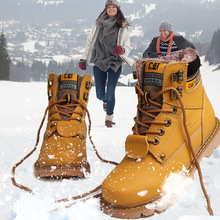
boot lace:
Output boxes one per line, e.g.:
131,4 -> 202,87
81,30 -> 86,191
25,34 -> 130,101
133,83 -> 213,215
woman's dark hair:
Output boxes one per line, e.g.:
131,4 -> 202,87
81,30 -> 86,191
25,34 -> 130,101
116,8 -> 128,27
97,7 -> 129,28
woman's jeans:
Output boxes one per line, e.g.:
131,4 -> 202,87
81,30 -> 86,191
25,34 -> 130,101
93,66 -> 122,115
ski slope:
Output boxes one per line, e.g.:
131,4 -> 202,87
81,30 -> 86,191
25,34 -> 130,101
0,57 -> 220,220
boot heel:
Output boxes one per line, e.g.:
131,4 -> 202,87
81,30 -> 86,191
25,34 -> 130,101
203,118 -> 220,158
34,162 -> 90,178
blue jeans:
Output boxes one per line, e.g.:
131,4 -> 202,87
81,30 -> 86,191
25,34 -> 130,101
93,66 -> 122,115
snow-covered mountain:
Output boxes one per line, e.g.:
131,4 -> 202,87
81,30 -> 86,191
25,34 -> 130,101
1,0 -> 220,41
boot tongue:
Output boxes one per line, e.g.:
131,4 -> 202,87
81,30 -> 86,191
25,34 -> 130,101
57,73 -> 80,120
139,61 -> 166,133
143,61 -> 165,96
58,73 -> 79,100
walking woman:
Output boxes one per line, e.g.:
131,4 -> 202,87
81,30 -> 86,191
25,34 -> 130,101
79,0 -> 134,127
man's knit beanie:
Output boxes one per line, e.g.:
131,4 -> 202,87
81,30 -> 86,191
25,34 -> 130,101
105,0 -> 120,8
159,20 -> 173,32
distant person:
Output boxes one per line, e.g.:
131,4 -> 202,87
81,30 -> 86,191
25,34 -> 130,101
79,0 -> 134,128
143,20 -> 195,58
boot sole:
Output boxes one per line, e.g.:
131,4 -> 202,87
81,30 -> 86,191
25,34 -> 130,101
34,161 -> 90,178
100,117 -> 220,219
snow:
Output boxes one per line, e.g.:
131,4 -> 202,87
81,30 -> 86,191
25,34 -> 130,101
1,57 -> 220,219
118,73 -> 137,86
177,32 -> 186,37
36,0 -> 64,6
201,0 -> 215,3
118,0 -> 134,4
126,3 -> 156,21
156,167 -> 194,210
126,11 -> 142,21
22,41 -> 37,53
130,25 -> 144,38
52,55 -> 72,63
137,190 -> 148,197
143,4 -> 156,16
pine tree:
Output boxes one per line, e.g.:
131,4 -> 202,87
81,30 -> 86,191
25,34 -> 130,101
215,29 -> 220,64
0,32 -> 10,80
205,28 -> 220,65
47,60 -> 59,75
31,60 -> 47,81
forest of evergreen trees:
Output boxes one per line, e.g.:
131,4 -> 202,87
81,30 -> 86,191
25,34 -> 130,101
0,28 -> 220,82
0,33 -> 10,80
205,28 -> 220,66
9,59 -> 91,82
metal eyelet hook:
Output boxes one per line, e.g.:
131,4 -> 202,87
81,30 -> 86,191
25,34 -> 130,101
153,137 -> 160,145
158,128 -> 165,136
77,134 -> 85,141
77,117 -> 81,123
171,106 -> 177,114
165,118 -> 172,127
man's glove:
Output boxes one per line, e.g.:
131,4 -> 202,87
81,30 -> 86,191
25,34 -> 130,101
78,59 -> 87,70
112,46 -> 125,55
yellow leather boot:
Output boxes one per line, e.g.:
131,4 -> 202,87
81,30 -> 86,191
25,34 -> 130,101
101,48 -> 220,218
34,73 -> 92,178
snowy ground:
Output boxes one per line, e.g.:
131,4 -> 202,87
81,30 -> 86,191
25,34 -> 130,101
0,57 -> 220,220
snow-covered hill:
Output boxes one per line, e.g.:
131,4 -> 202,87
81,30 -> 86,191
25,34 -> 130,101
0,57 -> 220,220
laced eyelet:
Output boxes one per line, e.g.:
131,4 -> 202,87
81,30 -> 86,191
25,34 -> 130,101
171,106 -> 177,114
160,154 -> 166,160
50,122 -> 57,128
77,117 -> 81,123
84,92 -> 89,101
158,128 -> 165,136
48,90 -> 52,99
153,137 -> 160,145
48,78 -> 53,88
86,81 -> 91,90
165,118 -> 172,127
77,135 -> 85,140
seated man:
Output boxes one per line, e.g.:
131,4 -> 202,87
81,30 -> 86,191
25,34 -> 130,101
143,20 -> 195,58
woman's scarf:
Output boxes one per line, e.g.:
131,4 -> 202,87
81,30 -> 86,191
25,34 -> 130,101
97,14 -> 118,36
91,14 -> 122,72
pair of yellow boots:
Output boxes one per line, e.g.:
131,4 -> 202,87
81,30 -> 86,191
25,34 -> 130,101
34,48 -> 220,218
